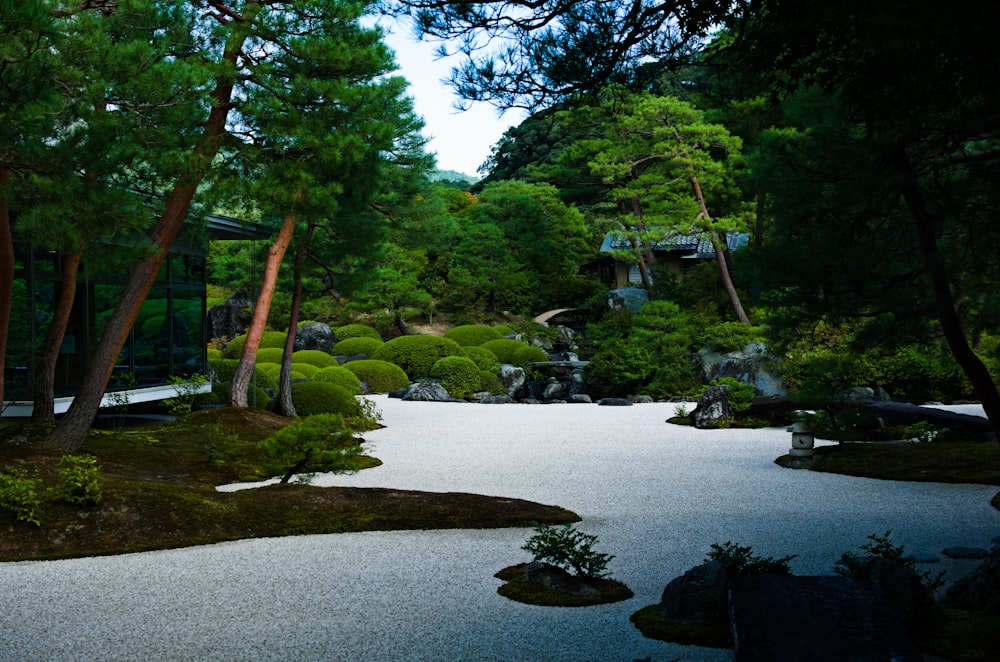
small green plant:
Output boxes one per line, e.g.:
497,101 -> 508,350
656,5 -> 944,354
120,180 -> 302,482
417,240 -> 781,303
56,455 -> 103,506
0,466 -> 42,525
164,373 -> 209,420
259,413 -> 366,483
833,531 -> 945,595
522,522 -> 615,579
903,421 -> 940,443
706,541 -> 795,576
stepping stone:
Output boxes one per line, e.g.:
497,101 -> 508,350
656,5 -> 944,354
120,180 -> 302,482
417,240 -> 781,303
729,575 -> 924,662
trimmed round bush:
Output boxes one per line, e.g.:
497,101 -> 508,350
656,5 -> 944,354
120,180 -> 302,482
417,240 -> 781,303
371,335 -> 465,379
512,344 -> 549,366
444,324 -> 503,346
463,345 -> 501,372
255,347 -> 285,364
342,359 -> 409,393
255,362 -> 304,386
290,381 -> 361,417
493,324 -> 516,336
479,370 -> 506,396
291,362 -> 319,379
332,336 -> 383,357
213,382 -> 271,409
207,348 -> 222,360
482,338 -> 532,364
430,356 -> 482,399
334,324 -> 381,341
291,349 -> 337,369
223,331 -> 288,358
313,366 -> 363,395
209,357 -> 239,383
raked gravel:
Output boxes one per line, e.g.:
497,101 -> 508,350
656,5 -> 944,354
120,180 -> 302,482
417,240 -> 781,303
1,397 -> 997,662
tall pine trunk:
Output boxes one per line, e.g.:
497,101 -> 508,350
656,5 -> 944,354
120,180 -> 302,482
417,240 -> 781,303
229,198 -> 299,408
43,10 -> 258,450
276,222 -> 316,417
31,252 -> 81,421
0,167 -> 12,407
893,149 -> 1000,441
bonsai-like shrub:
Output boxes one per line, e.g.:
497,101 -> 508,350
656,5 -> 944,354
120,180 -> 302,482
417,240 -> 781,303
290,381 -> 361,418
512,344 -> 549,366
313,366 -> 363,395
255,347 -> 284,364
290,362 -> 319,379
444,324 -> 503,346
482,338 -> 531,364
700,322 -> 763,353
523,523 -> 615,579
291,349 -> 337,369
342,359 -> 409,393
463,345 -> 501,372
258,413 -> 364,483
334,323 -> 381,341
332,336 -> 383,357
430,356 -> 482,399
372,335 -> 465,379
479,370 -> 506,395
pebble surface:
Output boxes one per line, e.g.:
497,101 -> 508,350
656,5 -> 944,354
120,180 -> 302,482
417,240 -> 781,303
2,396 -> 997,662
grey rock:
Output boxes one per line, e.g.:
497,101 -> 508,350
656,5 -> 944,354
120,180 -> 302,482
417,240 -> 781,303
698,341 -> 786,399
334,354 -> 368,365
863,556 -> 935,629
689,385 -> 734,429
498,365 -> 527,398
628,395 -> 654,404
293,322 -> 335,353
542,379 -> 566,400
606,287 -> 648,314
477,394 -> 514,404
658,560 -> 727,623
567,394 -> 593,404
597,398 -> 632,406
521,562 -> 599,596
943,547 -> 1000,612
402,382 -> 456,402
207,304 -> 249,344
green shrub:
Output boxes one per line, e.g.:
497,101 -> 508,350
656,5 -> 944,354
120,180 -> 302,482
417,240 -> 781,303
444,324 -> 503,346
192,390 -> 221,406
492,324 -> 516,337
290,381 -> 362,418
255,347 -> 285,364
700,322 -> 762,353
482,338 -> 531,364
208,357 -> 239,383
213,382 -> 272,409
222,331 -> 287,359
164,373 -> 210,419
512,344 -> 549,366
583,340 -> 655,398
259,413 -> 364,483
371,335 -> 465,379
246,363 -> 281,390
56,455 -> 103,507
313,366 -> 363,395
0,467 -> 42,525
463,345 -> 501,372
141,315 -> 165,338
334,323 -> 381,341
206,348 -> 222,360
291,349 -> 337,369
342,360 -> 409,393
332,336 -> 383,357
291,362 -> 319,379
701,377 -> 755,413
479,370 -> 506,395
523,523 -> 615,579
430,356 -> 482,399
706,541 -> 795,576
834,531 -> 944,595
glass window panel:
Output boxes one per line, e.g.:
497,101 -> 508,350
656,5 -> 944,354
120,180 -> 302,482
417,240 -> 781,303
171,287 -> 205,377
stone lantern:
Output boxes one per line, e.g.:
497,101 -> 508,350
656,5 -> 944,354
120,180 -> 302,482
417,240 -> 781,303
787,422 -> 815,469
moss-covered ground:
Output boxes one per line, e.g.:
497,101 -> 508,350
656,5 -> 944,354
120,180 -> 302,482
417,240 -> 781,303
0,407 -> 578,562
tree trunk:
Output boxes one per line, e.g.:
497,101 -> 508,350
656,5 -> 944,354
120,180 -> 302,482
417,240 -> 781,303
689,174 -> 751,325
275,229 -> 312,418
42,10 -> 258,451
629,196 -> 656,293
892,149 -> 1000,441
32,252 -> 81,422
230,200 -> 299,408
0,166 -> 13,407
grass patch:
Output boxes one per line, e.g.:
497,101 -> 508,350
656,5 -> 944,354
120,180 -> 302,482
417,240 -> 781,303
494,564 -> 633,607
776,441 -> 1000,486
0,408 -> 578,561
629,604 -> 733,649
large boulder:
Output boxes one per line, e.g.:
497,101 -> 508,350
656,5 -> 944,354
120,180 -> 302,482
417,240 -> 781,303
689,385 -> 735,429
942,546 -> 1000,613
207,304 -> 249,343
607,287 -> 649,315
401,381 -> 457,402
498,365 -> 527,398
698,341 -> 786,398
294,322 -> 335,353
658,560 -> 728,623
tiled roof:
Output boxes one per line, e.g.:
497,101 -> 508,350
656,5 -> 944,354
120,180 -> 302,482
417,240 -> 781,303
599,229 -> 749,258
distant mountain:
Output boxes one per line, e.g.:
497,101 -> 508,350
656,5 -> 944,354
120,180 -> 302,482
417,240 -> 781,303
430,169 -> 480,185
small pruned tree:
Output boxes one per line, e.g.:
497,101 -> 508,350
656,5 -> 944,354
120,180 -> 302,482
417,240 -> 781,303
522,522 -> 615,579
258,414 -> 366,484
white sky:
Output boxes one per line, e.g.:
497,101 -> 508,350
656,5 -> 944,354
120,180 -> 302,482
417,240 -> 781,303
380,25 -> 527,178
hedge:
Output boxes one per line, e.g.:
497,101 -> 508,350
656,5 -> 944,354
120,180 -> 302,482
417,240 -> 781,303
443,324 -> 503,346
342,360 -> 409,393
481,338 -> 532,364
291,349 -> 338,369
255,347 -> 285,364
430,356 -> 482,399
334,324 -> 381,341
332,336 -> 383,357
312,366 -> 363,395
371,335 -> 465,379
290,381 -> 361,418
463,345 -> 501,372
512,344 -> 549,366
223,331 -> 288,359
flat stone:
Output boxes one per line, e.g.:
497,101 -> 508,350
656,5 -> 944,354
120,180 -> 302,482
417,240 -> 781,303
729,575 -> 924,662
942,546 -> 989,559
